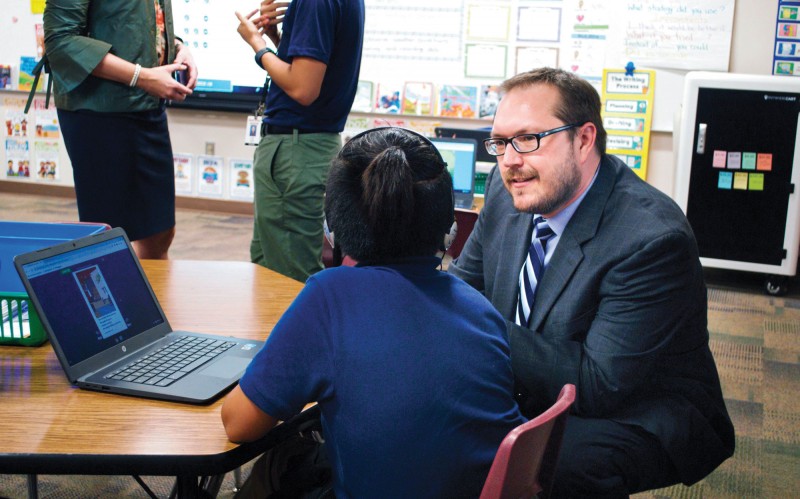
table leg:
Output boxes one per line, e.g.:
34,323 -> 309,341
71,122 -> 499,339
174,475 -> 204,498
26,474 -> 38,499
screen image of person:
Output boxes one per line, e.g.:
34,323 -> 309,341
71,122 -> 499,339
42,0 -> 198,260
222,127 -> 525,498
448,67 -> 735,497
235,0 -> 365,282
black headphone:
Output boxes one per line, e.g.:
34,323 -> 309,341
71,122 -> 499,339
326,126 -> 457,254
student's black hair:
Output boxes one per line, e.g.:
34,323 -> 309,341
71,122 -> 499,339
324,127 -> 454,262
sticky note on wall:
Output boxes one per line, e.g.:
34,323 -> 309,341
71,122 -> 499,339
748,173 -> 764,191
713,150 -> 727,168
718,171 -> 733,189
742,152 -> 757,170
757,153 -> 773,171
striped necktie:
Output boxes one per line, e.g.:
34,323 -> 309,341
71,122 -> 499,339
516,216 -> 555,326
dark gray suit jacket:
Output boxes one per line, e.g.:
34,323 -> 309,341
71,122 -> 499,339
450,155 -> 734,485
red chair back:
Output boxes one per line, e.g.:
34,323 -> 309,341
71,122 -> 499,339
479,384 -> 576,499
447,208 -> 479,260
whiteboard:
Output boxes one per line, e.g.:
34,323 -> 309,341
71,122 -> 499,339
0,0 -> 737,132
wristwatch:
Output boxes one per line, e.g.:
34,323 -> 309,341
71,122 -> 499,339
254,47 -> 276,70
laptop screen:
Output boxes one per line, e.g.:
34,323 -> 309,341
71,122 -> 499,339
430,137 -> 477,196
21,235 -> 165,366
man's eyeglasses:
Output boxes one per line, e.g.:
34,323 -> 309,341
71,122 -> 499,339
483,123 -> 583,156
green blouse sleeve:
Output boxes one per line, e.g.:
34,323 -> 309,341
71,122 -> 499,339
43,0 -> 112,93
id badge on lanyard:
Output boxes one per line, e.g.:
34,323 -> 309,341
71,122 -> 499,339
245,75 -> 271,146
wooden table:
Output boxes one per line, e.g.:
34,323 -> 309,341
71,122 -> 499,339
0,260 -> 306,496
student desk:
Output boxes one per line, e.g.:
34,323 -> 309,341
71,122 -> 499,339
0,260 -> 306,497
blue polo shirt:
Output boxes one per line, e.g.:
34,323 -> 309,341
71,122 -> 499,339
265,0 -> 364,132
239,257 -> 525,498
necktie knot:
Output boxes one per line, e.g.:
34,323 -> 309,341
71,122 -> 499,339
534,216 -> 555,244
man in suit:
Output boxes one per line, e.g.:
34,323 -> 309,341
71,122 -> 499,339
449,67 -> 735,497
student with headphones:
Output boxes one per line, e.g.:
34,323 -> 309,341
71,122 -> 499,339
222,127 -> 525,498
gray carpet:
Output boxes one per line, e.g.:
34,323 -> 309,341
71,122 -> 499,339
2,192 -> 799,498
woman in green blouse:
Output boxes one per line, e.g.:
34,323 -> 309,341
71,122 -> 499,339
43,0 -> 198,259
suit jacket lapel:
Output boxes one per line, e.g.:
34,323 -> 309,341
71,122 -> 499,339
528,157 -> 616,331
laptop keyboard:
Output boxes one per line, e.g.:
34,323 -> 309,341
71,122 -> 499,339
105,336 -> 237,387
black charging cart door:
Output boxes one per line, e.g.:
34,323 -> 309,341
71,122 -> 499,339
676,73 -> 800,295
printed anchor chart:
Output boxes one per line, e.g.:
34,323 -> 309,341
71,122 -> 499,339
601,69 -> 655,180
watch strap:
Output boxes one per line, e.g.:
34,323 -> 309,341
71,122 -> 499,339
254,47 -> 276,70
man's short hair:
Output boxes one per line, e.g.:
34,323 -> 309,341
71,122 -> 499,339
325,127 -> 454,261
500,67 -> 607,154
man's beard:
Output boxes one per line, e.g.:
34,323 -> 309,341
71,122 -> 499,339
506,148 -> 582,215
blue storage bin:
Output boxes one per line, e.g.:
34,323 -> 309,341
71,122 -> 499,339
0,221 -> 108,346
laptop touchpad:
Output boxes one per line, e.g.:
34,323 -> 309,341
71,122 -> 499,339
200,357 -> 250,378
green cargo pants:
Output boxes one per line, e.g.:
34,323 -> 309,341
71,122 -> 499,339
251,130 -> 341,282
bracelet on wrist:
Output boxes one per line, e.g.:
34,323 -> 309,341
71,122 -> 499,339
129,63 -> 142,87
254,47 -> 276,70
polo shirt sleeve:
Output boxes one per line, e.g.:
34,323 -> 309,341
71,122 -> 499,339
238,275 -> 335,421
285,0 -> 337,64
44,0 -> 112,93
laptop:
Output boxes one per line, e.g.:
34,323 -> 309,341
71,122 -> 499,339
13,227 -> 264,404
430,137 -> 478,210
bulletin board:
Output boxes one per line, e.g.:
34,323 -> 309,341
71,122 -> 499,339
1,0 -> 737,132
356,0 -> 736,131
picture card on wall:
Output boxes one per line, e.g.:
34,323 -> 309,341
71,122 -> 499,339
479,84 -> 501,119
33,140 -> 58,181
374,83 -> 402,114
173,153 -> 194,194
352,81 -> 374,113
229,158 -> 254,201
401,82 -> 434,115
438,85 -> 479,118
197,155 -> 224,198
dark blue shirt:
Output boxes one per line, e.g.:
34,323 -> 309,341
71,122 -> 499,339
239,256 -> 525,498
265,0 -> 364,132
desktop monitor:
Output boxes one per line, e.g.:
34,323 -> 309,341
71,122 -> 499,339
435,127 -> 495,164
429,137 -> 477,209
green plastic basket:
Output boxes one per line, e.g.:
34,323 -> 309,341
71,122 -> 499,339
0,220 -> 109,346
0,291 -> 46,346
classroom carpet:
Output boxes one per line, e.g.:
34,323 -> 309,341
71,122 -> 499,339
1,191 -> 799,498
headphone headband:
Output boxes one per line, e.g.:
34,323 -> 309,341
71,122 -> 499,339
342,126 -> 447,169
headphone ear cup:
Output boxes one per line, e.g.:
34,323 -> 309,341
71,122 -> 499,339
442,220 -> 458,252
323,218 -> 334,248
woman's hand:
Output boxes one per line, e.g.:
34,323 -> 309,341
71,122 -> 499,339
173,42 -> 198,89
137,63 -> 193,101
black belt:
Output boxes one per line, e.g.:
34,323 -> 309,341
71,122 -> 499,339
261,123 -> 325,136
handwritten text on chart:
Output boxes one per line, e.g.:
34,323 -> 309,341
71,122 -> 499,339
620,0 -> 734,70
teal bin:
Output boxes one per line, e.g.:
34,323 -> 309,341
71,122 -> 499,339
0,221 -> 108,346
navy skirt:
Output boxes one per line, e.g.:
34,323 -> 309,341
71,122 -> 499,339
58,106 -> 176,241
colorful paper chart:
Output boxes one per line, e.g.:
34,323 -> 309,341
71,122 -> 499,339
601,69 -> 656,181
